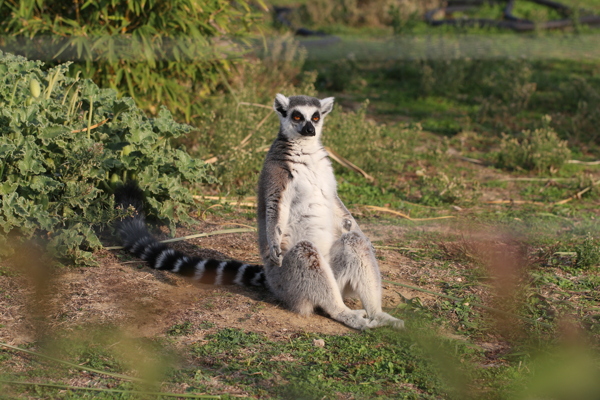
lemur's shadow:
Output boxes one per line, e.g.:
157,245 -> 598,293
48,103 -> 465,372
121,235 -> 352,323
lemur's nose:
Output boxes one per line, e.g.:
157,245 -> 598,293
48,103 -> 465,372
301,122 -> 315,136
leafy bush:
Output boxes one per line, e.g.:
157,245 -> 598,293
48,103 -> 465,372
0,0 -> 265,121
495,118 -> 572,173
0,51 -> 214,264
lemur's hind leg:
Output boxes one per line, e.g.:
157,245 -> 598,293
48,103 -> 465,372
330,231 -> 405,329
265,240 -> 369,330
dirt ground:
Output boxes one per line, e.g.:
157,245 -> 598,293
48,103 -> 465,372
0,218 -> 442,345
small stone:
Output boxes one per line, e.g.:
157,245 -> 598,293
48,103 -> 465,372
313,339 -> 325,348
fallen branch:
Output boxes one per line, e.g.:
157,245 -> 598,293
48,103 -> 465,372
364,205 -> 455,221
105,228 -> 256,250
554,179 -> 600,205
566,159 -> 600,166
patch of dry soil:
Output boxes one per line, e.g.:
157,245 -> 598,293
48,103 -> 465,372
0,219 -> 430,344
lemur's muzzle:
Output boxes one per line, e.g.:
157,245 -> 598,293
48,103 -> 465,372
301,122 -> 315,136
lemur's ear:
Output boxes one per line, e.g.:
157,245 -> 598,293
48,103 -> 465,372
320,97 -> 335,116
273,93 -> 290,118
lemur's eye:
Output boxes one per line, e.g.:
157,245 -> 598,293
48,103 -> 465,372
291,111 -> 304,122
312,116 -> 320,122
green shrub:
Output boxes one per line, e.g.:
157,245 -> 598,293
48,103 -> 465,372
417,171 -> 479,206
0,51 -> 214,264
495,118 -> 571,173
0,0 -> 265,121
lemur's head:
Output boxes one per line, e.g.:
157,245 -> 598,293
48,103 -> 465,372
273,94 -> 334,140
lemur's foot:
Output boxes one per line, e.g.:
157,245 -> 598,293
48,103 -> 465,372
366,312 -> 405,330
334,309 -> 369,330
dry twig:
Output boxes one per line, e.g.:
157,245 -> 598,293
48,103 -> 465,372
237,101 -> 272,110
70,117 -> 110,133
324,146 -> 375,182
484,200 -> 546,206
364,205 -> 455,221
194,195 -> 256,208
105,228 -> 256,250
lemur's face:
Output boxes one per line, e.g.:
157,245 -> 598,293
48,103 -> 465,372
273,94 -> 334,140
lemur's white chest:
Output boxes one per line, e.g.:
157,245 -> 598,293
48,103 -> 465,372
281,144 -> 337,259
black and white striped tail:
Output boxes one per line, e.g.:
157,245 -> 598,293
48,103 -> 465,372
114,182 -> 265,287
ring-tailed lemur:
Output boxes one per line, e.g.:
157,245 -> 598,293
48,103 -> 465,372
115,94 -> 404,330
257,94 -> 403,330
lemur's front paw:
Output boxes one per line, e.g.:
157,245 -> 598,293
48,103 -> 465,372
342,218 -> 353,232
270,244 -> 283,266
